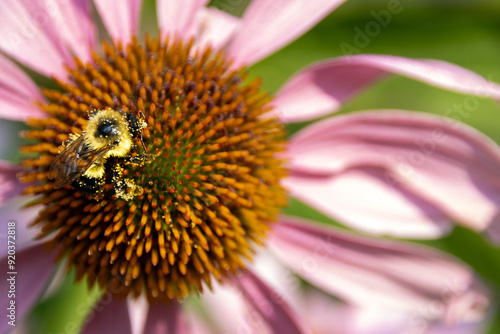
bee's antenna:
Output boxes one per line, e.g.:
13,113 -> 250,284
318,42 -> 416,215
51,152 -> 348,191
138,110 -> 147,152
139,110 -> 146,118
139,132 -> 147,152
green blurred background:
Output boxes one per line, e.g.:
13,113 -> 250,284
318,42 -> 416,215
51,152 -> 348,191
12,0 -> 500,332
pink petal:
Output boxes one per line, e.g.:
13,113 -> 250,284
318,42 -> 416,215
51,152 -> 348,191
298,295 -> 486,334
227,0 -> 347,67
156,0 -> 209,41
485,222 -> 500,243
241,256 -> 488,334
284,110 -> 500,237
200,281 -> 266,334
249,251 -> 304,311
192,7 -> 241,51
82,296 -> 132,334
235,271 -> 311,334
0,244 -> 56,334
143,302 -> 188,334
0,54 -> 46,120
0,161 -> 26,203
93,0 -> 143,45
269,216 -> 489,315
285,168 -> 451,238
272,55 -> 500,122
0,197 -> 43,259
35,0 -> 96,62
0,161 -> 44,257
0,0 -> 74,78
128,297 -> 149,334
184,308 -> 213,334
188,320 -> 212,334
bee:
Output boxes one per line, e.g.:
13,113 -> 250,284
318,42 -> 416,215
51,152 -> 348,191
49,108 -> 154,200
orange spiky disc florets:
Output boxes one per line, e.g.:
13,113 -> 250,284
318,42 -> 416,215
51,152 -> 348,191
18,35 -> 287,302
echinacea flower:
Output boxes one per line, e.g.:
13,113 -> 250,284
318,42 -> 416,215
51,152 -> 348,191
2,0 -> 500,333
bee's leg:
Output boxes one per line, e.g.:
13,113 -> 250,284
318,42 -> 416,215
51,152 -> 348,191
111,162 -> 143,201
72,175 -> 105,197
122,153 -> 157,166
110,162 -> 123,184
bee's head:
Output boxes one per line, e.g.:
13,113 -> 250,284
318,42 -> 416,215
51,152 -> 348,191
96,119 -> 121,144
85,109 -> 133,153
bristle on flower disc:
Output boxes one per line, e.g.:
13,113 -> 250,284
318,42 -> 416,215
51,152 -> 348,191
18,35 -> 287,302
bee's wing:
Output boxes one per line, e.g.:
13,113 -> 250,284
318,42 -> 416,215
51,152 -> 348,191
50,135 -> 112,188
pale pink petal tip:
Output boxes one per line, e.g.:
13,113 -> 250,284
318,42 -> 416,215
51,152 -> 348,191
156,0 -> 209,41
82,296 -> 133,334
236,271 -> 311,334
42,0 -> 96,62
269,215 -> 489,319
128,297 -> 149,334
0,198 -> 45,259
0,54 -> 46,121
93,0 -> 143,46
143,302 -> 189,334
0,245 -> 56,334
0,0 -> 75,78
193,7 -> 241,51
272,55 -> 500,122
284,110 -> 500,238
198,281 -> 259,333
227,0 -> 347,67
0,161 -> 26,203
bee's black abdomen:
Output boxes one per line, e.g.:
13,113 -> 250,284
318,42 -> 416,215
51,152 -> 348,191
72,175 -> 105,197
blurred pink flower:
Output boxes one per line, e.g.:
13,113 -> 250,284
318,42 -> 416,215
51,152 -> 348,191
1,0 -> 500,333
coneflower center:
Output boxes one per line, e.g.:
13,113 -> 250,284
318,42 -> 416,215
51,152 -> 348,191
18,35 -> 287,301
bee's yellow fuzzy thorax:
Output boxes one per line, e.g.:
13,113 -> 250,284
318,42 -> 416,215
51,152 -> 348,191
85,109 -> 133,158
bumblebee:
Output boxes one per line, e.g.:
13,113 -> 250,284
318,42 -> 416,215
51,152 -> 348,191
49,108 -> 153,200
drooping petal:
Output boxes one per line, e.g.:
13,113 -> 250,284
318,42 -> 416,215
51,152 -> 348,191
183,308 -> 214,334
187,316 -> 213,334
0,161 -> 44,257
285,167 -> 452,238
269,216 -> 489,316
0,198 -> 44,259
200,281 -> 265,334
0,0 -> 73,77
0,161 -> 26,203
192,7 -> 241,51
272,55 -> 500,122
93,0 -> 143,45
295,292 -> 487,334
143,302 -> 188,334
0,55 -> 46,120
248,253 -> 486,334
284,110 -> 500,238
128,297 -> 148,334
0,244 -> 56,334
82,296 -> 133,334
235,271 -> 311,334
156,0 -> 209,41
0,161 -> 40,257
248,250 -> 304,312
227,0 -> 347,67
